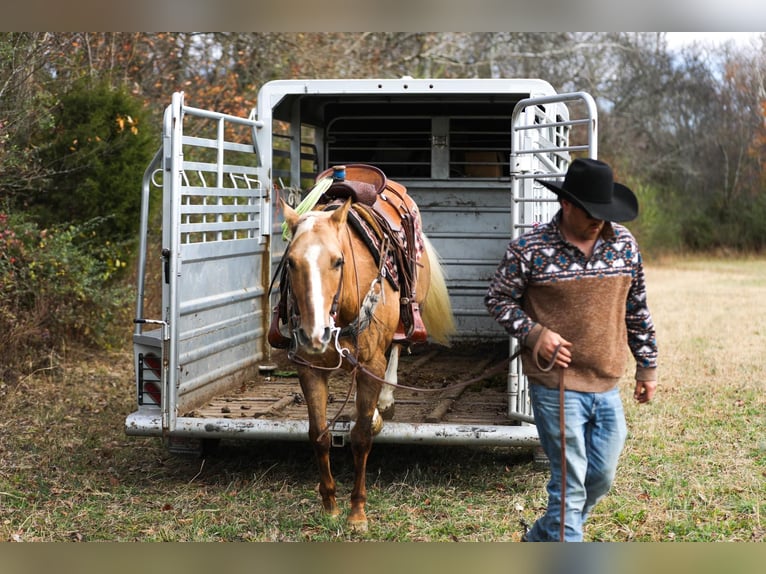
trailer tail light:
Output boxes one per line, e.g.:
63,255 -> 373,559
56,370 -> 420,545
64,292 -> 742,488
138,353 -> 162,405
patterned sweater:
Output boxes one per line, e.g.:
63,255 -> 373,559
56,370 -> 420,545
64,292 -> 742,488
485,212 -> 658,392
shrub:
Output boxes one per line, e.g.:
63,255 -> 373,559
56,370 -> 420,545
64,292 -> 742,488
0,211 -> 132,383
30,79 -> 155,265
716,194 -> 766,252
629,180 -> 685,256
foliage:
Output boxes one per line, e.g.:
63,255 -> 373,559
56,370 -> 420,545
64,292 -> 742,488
0,211 -> 132,383
30,78 -> 155,245
633,178 -> 766,254
3,32 -> 765,256
0,33 -> 58,202
628,181 -> 685,255
595,34 -> 766,254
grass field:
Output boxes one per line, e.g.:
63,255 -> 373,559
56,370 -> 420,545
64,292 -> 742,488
0,257 -> 764,542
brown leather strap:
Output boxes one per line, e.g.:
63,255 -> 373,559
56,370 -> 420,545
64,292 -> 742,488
532,326 -> 567,541
558,366 -> 566,542
532,326 -> 561,372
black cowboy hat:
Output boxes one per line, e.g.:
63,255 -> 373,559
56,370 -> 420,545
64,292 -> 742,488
536,158 -> 638,222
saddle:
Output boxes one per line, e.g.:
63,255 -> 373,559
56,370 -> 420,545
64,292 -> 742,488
267,164 -> 427,348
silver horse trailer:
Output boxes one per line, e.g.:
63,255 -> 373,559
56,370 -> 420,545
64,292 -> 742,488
126,79 -> 597,453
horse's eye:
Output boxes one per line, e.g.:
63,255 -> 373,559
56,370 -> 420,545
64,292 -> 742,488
286,257 -> 295,270
333,257 -> 344,269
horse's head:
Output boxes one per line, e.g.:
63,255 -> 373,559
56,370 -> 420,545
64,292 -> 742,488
282,198 -> 351,354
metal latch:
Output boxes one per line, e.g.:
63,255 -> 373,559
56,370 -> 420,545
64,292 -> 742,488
162,248 -> 171,284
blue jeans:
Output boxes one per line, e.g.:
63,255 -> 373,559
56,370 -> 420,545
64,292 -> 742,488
525,384 -> 628,542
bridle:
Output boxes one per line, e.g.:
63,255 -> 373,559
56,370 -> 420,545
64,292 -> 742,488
274,224 -> 391,361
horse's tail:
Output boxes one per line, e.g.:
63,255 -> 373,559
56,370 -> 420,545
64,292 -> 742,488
421,234 -> 456,346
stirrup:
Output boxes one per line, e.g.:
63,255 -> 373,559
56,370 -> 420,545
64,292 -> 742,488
267,306 -> 291,349
393,303 -> 427,344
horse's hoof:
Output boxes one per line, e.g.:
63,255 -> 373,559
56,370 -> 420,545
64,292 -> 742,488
371,409 -> 384,436
322,499 -> 341,517
348,518 -> 369,533
379,403 -> 395,420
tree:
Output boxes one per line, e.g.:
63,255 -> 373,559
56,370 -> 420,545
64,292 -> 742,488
0,33 -> 58,205
30,78 -> 155,243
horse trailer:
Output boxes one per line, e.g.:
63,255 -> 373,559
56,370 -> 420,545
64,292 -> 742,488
126,78 -> 597,453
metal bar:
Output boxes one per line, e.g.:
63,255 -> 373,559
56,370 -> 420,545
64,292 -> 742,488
165,91 -> 185,432
513,117 -> 592,131
180,162 -> 260,176
125,413 -> 540,446
216,118 -> 225,242
513,144 -> 591,155
181,136 -> 256,154
134,147 -> 163,335
182,103 -> 264,128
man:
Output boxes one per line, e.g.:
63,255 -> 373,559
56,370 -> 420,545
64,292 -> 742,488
485,158 -> 658,542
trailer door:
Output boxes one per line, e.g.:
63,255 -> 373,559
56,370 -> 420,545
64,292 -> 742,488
507,92 -> 598,422
162,93 -> 269,431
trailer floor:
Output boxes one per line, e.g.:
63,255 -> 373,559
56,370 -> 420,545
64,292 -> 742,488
188,342 -> 523,427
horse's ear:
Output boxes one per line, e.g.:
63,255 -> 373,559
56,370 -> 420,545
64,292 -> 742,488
330,198 -> 352,228
281,198 -> 300,233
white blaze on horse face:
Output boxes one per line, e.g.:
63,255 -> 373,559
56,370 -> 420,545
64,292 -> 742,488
303,242 -> 331,345
291,212 -> 340,351
291,212 -> 317,240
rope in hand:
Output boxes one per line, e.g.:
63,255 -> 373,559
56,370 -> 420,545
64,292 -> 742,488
291,318 -> 569,540
532,327 -> 567,542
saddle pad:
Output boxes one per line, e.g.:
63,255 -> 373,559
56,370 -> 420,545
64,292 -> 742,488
321,201 -> 423,293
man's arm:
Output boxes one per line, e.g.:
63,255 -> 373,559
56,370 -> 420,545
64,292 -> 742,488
484,242 -> 536,340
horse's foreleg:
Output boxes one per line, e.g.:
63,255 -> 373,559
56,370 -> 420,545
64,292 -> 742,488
298,367 -> 339,517
377,343 -> 400,420
348,369 -> 384,532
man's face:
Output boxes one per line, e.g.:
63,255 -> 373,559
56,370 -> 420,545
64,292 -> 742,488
560,199 -> 605,242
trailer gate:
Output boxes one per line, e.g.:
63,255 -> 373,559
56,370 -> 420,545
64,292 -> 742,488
129,93 -> 270,436
507,91 -> 598,421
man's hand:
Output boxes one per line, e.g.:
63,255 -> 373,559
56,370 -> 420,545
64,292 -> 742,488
634,380 -> 657,403
535,328 -> 573,369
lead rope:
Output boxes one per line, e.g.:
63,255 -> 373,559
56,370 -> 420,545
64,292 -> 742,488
532,327 -> 566,542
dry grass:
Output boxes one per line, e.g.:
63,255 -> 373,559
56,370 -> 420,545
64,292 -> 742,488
0,257 -> 764,542
595,257 -> 766,542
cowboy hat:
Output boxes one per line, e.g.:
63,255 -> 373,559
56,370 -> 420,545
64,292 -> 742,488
536,158 -> 638,222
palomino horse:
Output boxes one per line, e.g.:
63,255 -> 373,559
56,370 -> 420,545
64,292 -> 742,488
278,173 -> 455,531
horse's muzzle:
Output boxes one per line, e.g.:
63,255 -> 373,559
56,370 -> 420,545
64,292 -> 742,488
295,324 -> 334,354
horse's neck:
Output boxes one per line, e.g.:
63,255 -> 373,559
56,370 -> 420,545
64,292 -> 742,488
338,230 -> 388,322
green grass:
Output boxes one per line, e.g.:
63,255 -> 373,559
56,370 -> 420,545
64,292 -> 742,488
1,257 -> 765,542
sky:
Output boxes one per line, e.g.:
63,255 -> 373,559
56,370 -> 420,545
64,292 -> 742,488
664,32 -> 762,51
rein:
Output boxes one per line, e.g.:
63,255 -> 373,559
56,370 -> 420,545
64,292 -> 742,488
338,346 -> 517,395
289,305 -> 567,541
532,328 -> 566,542
290,342 -> 522,446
